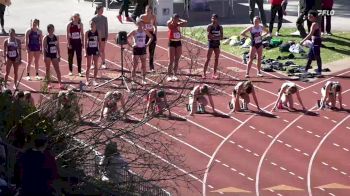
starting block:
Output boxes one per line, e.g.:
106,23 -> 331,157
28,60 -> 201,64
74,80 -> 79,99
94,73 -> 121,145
186,104 -> 205,113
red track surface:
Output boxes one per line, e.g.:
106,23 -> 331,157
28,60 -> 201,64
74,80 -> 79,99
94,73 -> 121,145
1,32 -> 350,196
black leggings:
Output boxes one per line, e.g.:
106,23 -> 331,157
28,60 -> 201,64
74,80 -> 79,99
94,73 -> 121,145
146,33 -> 157,70
269,5 -> 283,33
119,2 -> 130,17
68,45 -> 82,73
0,4 -> 5,28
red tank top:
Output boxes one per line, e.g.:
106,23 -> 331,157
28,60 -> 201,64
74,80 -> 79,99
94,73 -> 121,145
69,22 -> 81,40
168,23 -> 181,41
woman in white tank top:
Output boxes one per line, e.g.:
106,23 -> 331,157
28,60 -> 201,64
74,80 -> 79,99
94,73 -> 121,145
127,18 -> 153,85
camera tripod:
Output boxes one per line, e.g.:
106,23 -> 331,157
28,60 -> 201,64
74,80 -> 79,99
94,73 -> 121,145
95,44 -> 130,92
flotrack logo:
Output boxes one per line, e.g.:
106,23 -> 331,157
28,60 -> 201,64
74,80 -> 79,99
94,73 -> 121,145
317,10 -> 335,16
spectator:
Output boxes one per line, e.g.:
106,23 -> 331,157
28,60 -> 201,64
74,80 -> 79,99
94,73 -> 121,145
321,0 -> 333,35
131,0 -> 149,21
296,0 -> 315,38
0,0 -> 10,34
117,0 -> 133,23
102,142 -> 128,185
17,134 -> 59,196
269,0 -> 286,36
92,5 -> 108,69
249,0 -> 267,27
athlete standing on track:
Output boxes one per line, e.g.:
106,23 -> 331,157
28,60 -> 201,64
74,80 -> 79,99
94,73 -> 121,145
43,24 -> 64,89
203,14 -> 223,79
67,13 -> 84,77
188,84 -> 216,116
140,5 -> 157,73
229,80 -> 261,112
84,20 -> 100,86
25,19 -> 43,81
272,82 -> 306,111
319,81 -> 343,110
127,18 -> 153,85
300,10 -> 323,78
167,14 -> 187,82
92,5 -> 108,69
241,16 -> 268,78
3,28 -> 21,90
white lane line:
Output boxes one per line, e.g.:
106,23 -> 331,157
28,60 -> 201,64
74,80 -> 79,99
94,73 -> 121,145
289,172 -> 295,175
298,176 -> 304,180
333,143 -> 340,147
271,162 -> 277,166
324,116 -> 330,120
215,159 -> 221,163
254,153 -> 260,157
341,171 -> 347,175
322,162 -> 329,166
247,177 -> 254,181
303,153 -> 310,157
294,148 -> 301,152
331,120 -> 337,123
331,167 -> 338,171
259,130 -> 266,135
277,139 -> 283,143
245,149 -> 252,153
222,164 -> 229,168
208,185 -> 214,189
343,148 -> 349,152
315,134 -> 321,138
285,143 -> 292,148
238,145 -> 244,149
280,167 -> 287,171
249,126 -> 256,130
329,193 -> 336,196
231,168 -> 237,172
347,127 -> 350,130
312,91 -> 318,94
297,126 -> 303,130
307,115 -> 350,196
307,130 -> 313,134
283,119 -> 289,123
239,172 -> 246,177
267,135 -> 273,139
229,140 -> 235,144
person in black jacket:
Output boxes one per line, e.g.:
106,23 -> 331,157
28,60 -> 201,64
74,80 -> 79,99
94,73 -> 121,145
296,0 -> 315,38
132,0 -> 149,21
249,0 -> 267,27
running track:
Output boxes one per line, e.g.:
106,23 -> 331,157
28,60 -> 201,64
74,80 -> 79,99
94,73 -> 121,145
1,32 -> 350,196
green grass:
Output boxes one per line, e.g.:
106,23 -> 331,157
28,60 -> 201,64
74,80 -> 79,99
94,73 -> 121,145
184,27 -> 350,67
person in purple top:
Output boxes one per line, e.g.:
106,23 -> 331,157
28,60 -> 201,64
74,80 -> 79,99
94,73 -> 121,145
25,19 -> 43,81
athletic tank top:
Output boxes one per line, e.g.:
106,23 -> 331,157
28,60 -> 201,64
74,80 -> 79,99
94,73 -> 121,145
7,38 -> 19,59
69,22 -> 81,40
143,16 -> 155,32
281,82 -> 296,95
312,25 -> 322,46
168,23 -> 181,40
46,35 -> 58,55
208,24 -> 221,41
250,25 -> 263,46
87,30 -> 99,49
28,30 -> 40,48
134,30 -> 146,48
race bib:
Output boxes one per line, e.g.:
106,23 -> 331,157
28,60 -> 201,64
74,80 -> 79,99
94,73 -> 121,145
8,51 -> 17,57
212,30 -> 220,37
50,46 -> 57,53
254,36 -> 262,44
145,24 -> 153,30
71,32 -> 80,39
89,41 -> 98,48
173,32 -> 181,39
